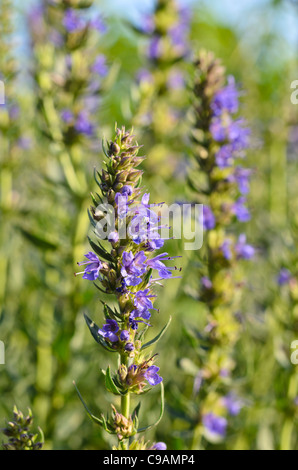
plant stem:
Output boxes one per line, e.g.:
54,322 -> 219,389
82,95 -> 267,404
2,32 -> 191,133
120,354 -> 130,450
121,392 -> 130,422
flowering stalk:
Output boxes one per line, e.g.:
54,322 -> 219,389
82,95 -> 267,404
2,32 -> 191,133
1,406 -> 43,450
21,0 -> 112,444
29,0 -> 109,196
272,265 -> 298,450
185,50 -> 254,447
75,125 -> 180,450
131,0 -> 191,179
0,0 -> 31,211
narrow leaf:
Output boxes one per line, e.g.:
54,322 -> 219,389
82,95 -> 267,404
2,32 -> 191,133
87,236 -> 113,262
105,366 -> 122,395
141,316 -> 172,350
137,382 -> 165,432
84,314 -> 117,352
73,381 -> 104,427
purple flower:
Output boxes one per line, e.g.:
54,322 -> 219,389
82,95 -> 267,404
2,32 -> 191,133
130,308 -> 151,321
201,276 -> 213,289
129,315 -> 139,330
124,342 -> 134,352
167,70 -> 185,90
146,253 -> 178,279
115,192 -> 129,219
17,136 -> 32,150
128,194 -> 161,242
148,36 -> 162,59
229,167 -> 252,194
277,268 -> 292,286
150,442 -> 167,450
108,231 -> 119,244
140,15 -> 155,34
90,16 -> 107,33
211,76 -> 239,116
169,21 -> 189,51
201,206 -> 216,230
233,197 -> 251,222
210,117 -> 227,142
91,54 -> 108,77
223,393 -> 243,416
145,237 -> 165,251
235,234 -> 254,260
221,239 -> 233,260
121,251 -> 147,286
121,185 -> 133,196
228,119 -> 250,151
143,365 -> 163,386
98,319 -> 119,343
63,9 -> 85,33
75,111 -> 94,137
76,252 -> 102,281
193,370 -> 203,396
136,68 -> 153,85
202,413 -> 227,438
211,116 -> 250,152
9,105 -> 20,121
61,109 -> 74,124
220,368 -> 230,378
134,289 -> 155,313
120,330 -> 130,341
215,145 -> 234,168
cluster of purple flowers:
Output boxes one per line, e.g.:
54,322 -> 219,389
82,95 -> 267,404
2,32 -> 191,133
136,0 -> 191,94
146,2 -> 191,61
277,267 -> 293,286
189,52 -> 253,446
76,127 -> 180,391
201,74 -> 255,262
63,7 -> 107,34
29,1 -> 108,144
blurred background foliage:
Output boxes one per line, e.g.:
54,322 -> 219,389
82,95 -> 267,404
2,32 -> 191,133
0,0 -> 297,450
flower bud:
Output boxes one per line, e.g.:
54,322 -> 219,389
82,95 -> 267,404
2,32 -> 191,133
109,141 -> 121,155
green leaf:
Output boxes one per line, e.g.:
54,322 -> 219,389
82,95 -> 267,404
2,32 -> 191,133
137,382 -> 165,433
17,227 -> 58,251
93,167 -> 102,188
93,282 -> 112,295
87,236 -> 113,262
73,381 -> 104,427
131,401 -> 141,421
84,314 -> 117,353
102,302 -> 123,321
102,138 -> 109,158
141,316 -> 172,351
105,366 -> 122,395
87,208 -> 97,228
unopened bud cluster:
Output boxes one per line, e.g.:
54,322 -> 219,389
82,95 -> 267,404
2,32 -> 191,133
2,406 -> 43,451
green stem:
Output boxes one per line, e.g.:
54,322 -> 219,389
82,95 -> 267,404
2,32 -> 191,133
190,423 -> 203,450
121,392 -> 130,419
120,354 -> 130,450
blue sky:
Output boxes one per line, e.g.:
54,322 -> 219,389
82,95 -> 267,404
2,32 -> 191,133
13,0 -> 298,61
